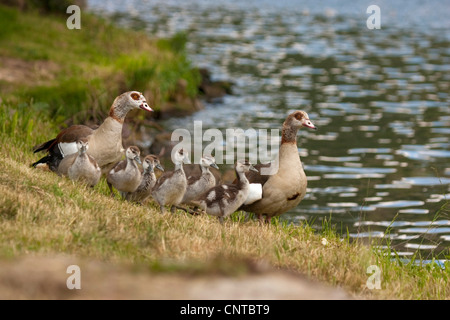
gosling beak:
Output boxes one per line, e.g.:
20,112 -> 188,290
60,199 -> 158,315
156,163 -> 165,172
135,156 -> 142,165
210,163 -> 219,170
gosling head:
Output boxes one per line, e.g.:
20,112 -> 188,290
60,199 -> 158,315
201,155 -> 219,170
235,159 -> 258,174
172,148 -> 191,166
143,155 -> 164,173
126,146 -> 142,164
76,138 -> 89,154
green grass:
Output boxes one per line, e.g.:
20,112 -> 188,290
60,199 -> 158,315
0,5 -> 200,122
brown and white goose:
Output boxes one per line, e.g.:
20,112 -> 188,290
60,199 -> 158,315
32,91 -> 152,174
125,155 -> 164,204
181,155 -> 219,205
193,159 -> 258,223
240,110 -> 316,223
152,148 -> 191,214
107,146 -> 142,198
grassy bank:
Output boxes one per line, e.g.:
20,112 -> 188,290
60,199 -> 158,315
1,105 -> 449,299
0,4 -> 200,122
0,5 -> 449,300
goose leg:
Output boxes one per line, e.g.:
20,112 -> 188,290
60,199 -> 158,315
107,182 -> 115,197
257,214 -> 264,224
170,205 -> 176,214
265,215 -> 272,224
159,205 -> 166,215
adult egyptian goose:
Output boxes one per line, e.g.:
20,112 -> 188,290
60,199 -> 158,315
181,155 -> 219,205
58,138 -> 101,187
152,148 -> 191,214
240,110 -> 316,223
125,154 -> 164,204
32,91 -> 152,174
193,159 -> 258,223
107,146 -> 142,198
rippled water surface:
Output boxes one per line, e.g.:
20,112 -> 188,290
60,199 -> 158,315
89,0 -> 450,258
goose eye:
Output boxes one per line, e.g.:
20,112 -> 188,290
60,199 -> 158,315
131,92 -> 140,100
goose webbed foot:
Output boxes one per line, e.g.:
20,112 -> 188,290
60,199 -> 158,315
174,205 -> 200,216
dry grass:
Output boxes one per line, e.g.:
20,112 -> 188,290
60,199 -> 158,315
0,152 -> 374,297
1,123 -> 450,299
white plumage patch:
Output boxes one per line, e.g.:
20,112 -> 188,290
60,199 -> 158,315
244,183 -> 263,205
58,142 -> 78,158
207,190 -> 216,201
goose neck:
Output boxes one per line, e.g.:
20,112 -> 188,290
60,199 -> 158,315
108,97 -> 132,123
281,125 -> 299,145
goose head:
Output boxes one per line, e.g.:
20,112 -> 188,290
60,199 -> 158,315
173,148 -> 191,166
110,91 -> 153,121
201,155 -> 219,170
76,138 -> 89,154
288,110 -> 317,130
126,146 -> 142,164
143,155 -> 164,172
127,91 -> 153,113
235,159 -> 258,174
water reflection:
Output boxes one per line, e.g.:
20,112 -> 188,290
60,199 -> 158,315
88,0 -> 450,259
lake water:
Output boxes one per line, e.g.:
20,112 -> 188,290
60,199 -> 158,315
88,0 -> 450,260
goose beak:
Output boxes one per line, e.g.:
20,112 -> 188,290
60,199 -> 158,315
249,165 -> 258,172
303,119 -> 317,130
140,101 -> 153,112
156,163 -> 165,172
184,158 -> 192,164
210,163 -> 219,170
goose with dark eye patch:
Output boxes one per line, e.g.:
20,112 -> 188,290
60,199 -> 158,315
152,148 -> 191,214
107,146 -> 142,199
239,110 -> 317,224
192,159 -> 258,223
32,91 -> 152,174
181,155 -> 219,206
57,138 -> 101,187
125,154 -> 164,204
